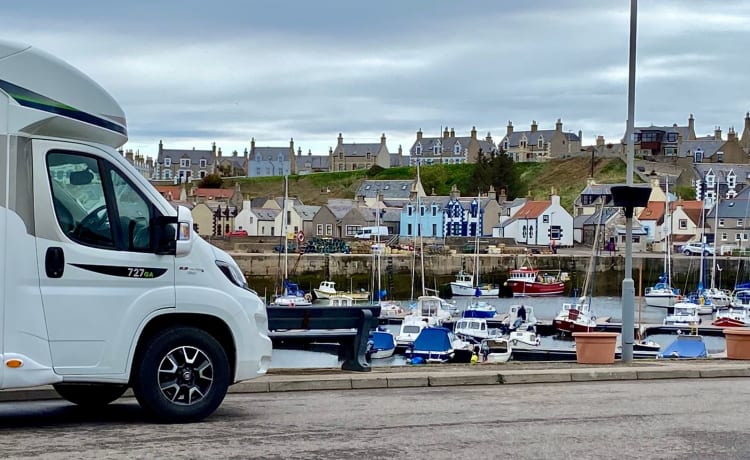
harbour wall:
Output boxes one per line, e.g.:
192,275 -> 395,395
232,251 -> 748,302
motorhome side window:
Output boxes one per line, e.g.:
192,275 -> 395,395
47,152 -> 153,252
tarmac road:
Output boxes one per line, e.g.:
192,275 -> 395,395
1,377 -> 748,460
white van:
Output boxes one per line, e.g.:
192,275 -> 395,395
355,226 -> 389,240
0,41 -> 272,422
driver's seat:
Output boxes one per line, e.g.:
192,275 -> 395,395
53,197 -> 75,235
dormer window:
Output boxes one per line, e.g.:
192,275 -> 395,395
339,151 -> 343,159
200,159 -> 207,168
694,148 -> 703,163
164,158 -> 171,167
415,143 -> 422,155
520,139 -> 527,149
728,172 -> 736,188
433,143 -> 440,155
706,173 -> 715,188
717,151 -> 724,163
503,140 -> 509,150
366,152 -> 371,160
537,137 -> 543,148
180,158 -> 190,168
454,142 -> 461,155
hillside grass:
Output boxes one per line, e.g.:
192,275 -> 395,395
226,157 -> 632,212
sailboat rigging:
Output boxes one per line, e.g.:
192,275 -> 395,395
644,177 -> 680,308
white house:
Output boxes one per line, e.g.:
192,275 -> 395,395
501,194 -> 574,247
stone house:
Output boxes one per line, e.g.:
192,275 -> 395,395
500,119 -> 582,162
247,138 -> 296,178
154,140 -> 216,182
329,133 -> 393,171
408,126 -> 496,166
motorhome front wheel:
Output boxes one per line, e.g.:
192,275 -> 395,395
132,326 -> 230,423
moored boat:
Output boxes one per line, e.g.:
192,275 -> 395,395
552,298 -> 597,333
507,265 -> 567,297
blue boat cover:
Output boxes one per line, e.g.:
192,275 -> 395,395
736,281 -> 750,291
658,335 -> 708,359
370,331 -> 395,351
413,327 -> 453,352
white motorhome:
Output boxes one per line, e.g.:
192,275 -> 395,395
355,226 -> 389,240
0,41 -> 272,422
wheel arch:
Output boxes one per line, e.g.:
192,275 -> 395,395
129,313 -> 236,384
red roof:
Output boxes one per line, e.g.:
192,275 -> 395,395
513,200 -> 551,219
638,201 -> 665,222
193,188 -> 235,199
154,185 -> 183,201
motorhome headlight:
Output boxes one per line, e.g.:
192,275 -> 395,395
215,260 -> 254,292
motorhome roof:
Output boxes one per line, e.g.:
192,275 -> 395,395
0,40 -> 127,148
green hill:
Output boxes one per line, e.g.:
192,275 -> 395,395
224,157 -> 630,212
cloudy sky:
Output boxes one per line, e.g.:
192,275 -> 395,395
5,1 -> 750,159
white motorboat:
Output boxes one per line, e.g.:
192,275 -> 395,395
395,315 -> 428,348
503,304 -> 538,331
508,330 -> 541,347
479,337 -> 511,363
368,329 -> 396,359
553,298 -> 597,333
663,303 -> 702,327
313,280 -> 337,299
454,317 -> 503,344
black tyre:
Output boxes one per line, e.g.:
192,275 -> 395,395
53,383 -> 128,407
132,327 -> 230,423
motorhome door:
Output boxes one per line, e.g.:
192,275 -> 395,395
32,139 -> 176,376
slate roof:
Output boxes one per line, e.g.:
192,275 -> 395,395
677,139 -> 723,159
356,180 -> 415,200
503,129 -> 580,148
709,195 -> 750,219
340,143 -> 381,157
294,205 -> 320,220
295,155 -> 329,171
326,199 -> 357,220
158,148 -> 213,165
251,147 -> 293,161
254,208 -> 280,221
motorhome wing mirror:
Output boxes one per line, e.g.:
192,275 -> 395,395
175,205 -> 194,256
69,169 -> 94,185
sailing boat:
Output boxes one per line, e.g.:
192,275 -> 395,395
701,196 -> 731,307
552,204 -> 602,333
449,192 -> 499,297
270,176 -> 311,307
644,178 -> 680,309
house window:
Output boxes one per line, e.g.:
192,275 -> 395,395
679,219 -> 687,230
407,205 -> 413,216
164,158 -> 171,167
719,218 -> 725,227
543,215 -> 550,223
739,219 -> 744,227
666,132 -> 677,142
200,171 -> 206,179
520,140 -> 527,148
317,224 -> 323,235
537,137 -> 543,148
728,174 -> 737,188
432,205 -> 437,216
633,236 -> 640,243
345,225 -> 359,236
200,159 -> 207,168
721,232 -> 728,241
420,206 -> 425,216
416,144 -> 422,155
164,170 -> 171,179
735,233 -> 741,242
407,223 -> 413,235
432,224 -> 437,235
717,151 -> 724,163
249,217 -> 254,224
180,159 -> 190,168
326,224 -> 333,235
528,225 -> 534,239
503,140 -> 509,150
664,147 -> 677,156
454,143 -> 461,155
695,149 -> 703,163
339,152 -> 343,159
706,174 -> 715,188
522,225 -> 527,238
366,152 -> 371,160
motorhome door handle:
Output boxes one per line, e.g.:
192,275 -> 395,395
45,247 -> 65,278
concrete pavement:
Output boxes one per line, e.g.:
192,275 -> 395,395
2,359 -> 750,402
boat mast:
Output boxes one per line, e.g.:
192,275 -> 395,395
417,161 -> 426,296
711,194 -> 720,289
474,190 -> 481,291
665,178 -> 671,289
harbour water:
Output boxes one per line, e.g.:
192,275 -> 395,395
269,296 -> 727,369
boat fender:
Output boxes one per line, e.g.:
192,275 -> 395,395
535,337 -> 541,346
290,301 -> 295,308
304,293 -> 312,302
676,295 -> 682,302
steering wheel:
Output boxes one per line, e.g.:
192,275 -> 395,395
74,204 -> 110,240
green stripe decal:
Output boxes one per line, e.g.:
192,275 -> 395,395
0,79 -> 127,137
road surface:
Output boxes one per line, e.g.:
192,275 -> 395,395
0,378 -> 747,459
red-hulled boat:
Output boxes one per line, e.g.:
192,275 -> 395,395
507,266 -> 566,297
552,299 -> 597,333
712,306 -> 750,328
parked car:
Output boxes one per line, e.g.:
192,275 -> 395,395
227,229 -> 248,237
681,242 -> 715,256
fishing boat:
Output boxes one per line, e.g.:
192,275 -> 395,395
313,280 -> 370,302
552,297 -> 598,333
506,257 -> 567,297
712,305 -> 750,327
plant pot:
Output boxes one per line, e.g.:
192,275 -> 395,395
572,332 -> 618,364
723,328 -> 750,360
